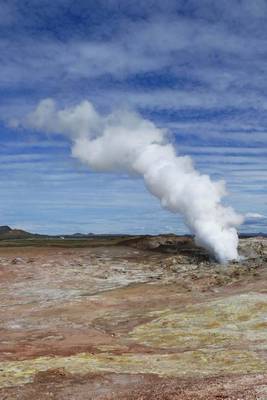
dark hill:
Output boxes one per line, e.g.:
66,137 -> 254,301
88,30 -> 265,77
0,226 -> 35,239
0,226 -> 12,234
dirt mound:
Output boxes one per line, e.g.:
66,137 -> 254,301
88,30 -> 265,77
123,235 -> 210,262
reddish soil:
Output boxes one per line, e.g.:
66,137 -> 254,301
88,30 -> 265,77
0,236 -> 266,399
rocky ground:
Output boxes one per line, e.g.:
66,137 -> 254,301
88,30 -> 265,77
0,235 -> 266,399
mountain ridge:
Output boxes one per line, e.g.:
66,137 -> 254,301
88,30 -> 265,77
0,225 -> 266,240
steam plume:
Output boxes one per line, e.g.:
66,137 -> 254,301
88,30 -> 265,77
21,99 -> 243,263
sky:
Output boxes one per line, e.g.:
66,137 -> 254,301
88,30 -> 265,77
0,0 -> 266,235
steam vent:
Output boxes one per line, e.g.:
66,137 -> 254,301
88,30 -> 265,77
0,234 -> 267,399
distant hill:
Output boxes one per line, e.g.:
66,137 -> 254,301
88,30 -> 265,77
0,226 -> 36,239
0,226 -> 97,240
0,226 -> 12,234
239,232 -> 267,238
0,225 -> 266,241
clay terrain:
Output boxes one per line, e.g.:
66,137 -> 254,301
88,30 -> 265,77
0,234 -> 266,399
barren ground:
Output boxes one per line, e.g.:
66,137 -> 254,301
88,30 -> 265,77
0,235 -> 266,399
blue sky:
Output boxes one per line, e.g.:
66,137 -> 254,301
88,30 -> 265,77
0,0 -> 266,234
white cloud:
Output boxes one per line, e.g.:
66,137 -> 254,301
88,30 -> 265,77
245,212 -> 266,219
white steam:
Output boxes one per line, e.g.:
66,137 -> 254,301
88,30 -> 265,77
21,98 -> 244,263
